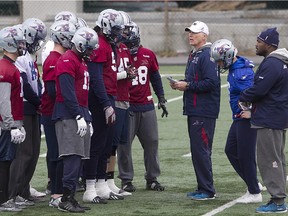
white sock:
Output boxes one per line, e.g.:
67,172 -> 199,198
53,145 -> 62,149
86,179 -> 96,190
95,179 -> 111,199
83,179 -> 97,202
107,179 -> 120,193
107,179 -> 132,196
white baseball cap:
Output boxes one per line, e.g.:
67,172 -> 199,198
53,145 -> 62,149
185,21 -> 209,35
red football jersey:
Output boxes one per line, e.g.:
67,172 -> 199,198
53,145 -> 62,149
41,51 -> 61,115
0,58 -> 23,121
91,34 -> 117,96
55,50 -> 89,107
129,46 -> 159,104
116,43 -> 132,102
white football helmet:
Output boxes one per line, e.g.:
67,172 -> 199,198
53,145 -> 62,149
210,39 -> 238,73
71,27 -> 99,61
0,25 -> 26,54
95,9 -> 124,43
119,11 -> 133,40
119,11 -> 132,27
125,22 -> 140,55
54,11 -> 78,26
22,18 -> 47,53
77,17 -> 88,28
50,20 -> 76,49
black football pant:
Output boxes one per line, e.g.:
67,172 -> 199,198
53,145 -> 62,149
225,120 -> 260,194
0,161 -> 11,204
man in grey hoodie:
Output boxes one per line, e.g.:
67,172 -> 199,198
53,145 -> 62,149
240,27 -> 288,214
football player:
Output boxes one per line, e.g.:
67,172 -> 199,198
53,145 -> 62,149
0,25 -> 26,212
82,8 -> 128,203
41,11 -> 87,65
210,39 -> 262,203
106,10 -> 136,197
8,18 -> 47,205
117,22 -> 167,192
52,26 -> 98,213
41,20 -> 77,208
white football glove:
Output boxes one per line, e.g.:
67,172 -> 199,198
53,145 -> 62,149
76,115 -> 87,137
104,106 -> 116,126
20,126 -> 26,142
89,123 -> 93,137
11,128 -> 25,144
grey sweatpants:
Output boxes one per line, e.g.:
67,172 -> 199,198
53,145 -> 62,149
256,128 -> 287,204
117,109 -> 161,183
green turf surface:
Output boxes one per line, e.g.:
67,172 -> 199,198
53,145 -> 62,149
4,65 -> 285,216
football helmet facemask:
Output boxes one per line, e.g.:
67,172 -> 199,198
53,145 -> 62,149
125,22 -> 140,55
22,18 -> 47,54
0,25 -> 26,55
210,38 -> 238,73
96,9 -> 124,44
50,20 -> 77,49
71,27 -> 99,61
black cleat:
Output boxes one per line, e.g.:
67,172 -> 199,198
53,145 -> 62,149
58,198 -> 85,213
146,181 -> 165,191
122,182 -> 136,192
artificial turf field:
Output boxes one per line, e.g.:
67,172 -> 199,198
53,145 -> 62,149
4,65 -> 288,216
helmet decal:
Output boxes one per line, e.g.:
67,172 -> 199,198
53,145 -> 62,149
79,31 -> 94,41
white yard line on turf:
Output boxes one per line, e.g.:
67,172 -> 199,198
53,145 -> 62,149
201,195 -> 245,216
39,153 -> 47,158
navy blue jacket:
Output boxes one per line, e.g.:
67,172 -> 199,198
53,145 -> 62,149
239,49 -> 288,129
228,56 -> 254,120
183,44 -> 220,119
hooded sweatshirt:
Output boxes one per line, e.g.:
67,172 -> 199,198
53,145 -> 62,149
239,48 -> 288,129
228,56 -> 254,120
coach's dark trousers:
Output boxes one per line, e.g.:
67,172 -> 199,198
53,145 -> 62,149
188,116 -> 216,197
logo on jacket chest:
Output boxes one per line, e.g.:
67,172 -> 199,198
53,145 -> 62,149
191,56 -> 199,64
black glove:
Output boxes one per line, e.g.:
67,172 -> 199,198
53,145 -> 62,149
158,95 -> 168,118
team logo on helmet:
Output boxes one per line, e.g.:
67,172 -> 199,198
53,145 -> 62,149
31,23 -> 45,33
79,31 -> 94,41
4,28 -> 18,38
216,44 -> 230,55
56,14 -> 72,22
57,23 -> 71,32
103,12 -> 117,22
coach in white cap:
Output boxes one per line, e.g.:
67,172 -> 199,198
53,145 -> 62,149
170,20 -> 220,201
185,21 -> 209,35
184,21 -> 209,50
